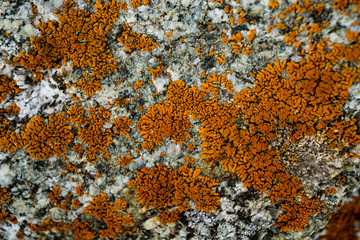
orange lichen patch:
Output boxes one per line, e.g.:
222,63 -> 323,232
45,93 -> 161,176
5,102 -> 20,115
201,72 -> 235,101
10,0 -> 122,81
236,9 -> 247,25
275,196 -> 322,231
0,208 -> 17,224
71,78 -> 102,98
195,46 -> 206,55
47,186 -> 62,206
128,164 -> 220,224
29,218 -> 96,240
326,119 -> 360,150
267,24 -> 275,33
83,193 -> 134,238
186,143 -> 196,151
22,113 -> 74,160
221,34 -> 229,43
0,75 -> 21,104
276,22 -> 287,30
16,231 -> 24,239
117,154 -> 133,167
152,41 -> 359,230
72,143 -> 84,159
133,80 -> 144,90
184,156 -> 194,164
137,102 -> 192,151
67,104 -> 86,127
0,120 -> 24,154
230,32 -> 243,53
0,188 -> 10,207
308,23 -> 323,35
74,184 -> 84,197
94,171 -> 102,179
321,195 -> 360,240
130,0 -> 150,8
31,4 -> 38,18
71,197 -> 81,208
324,187 -> 337,197
76,106 -> 113,161
268,0 -> 279,9
211,0 -> 224,4
208,51 -> 217,56
284,31 -> 301,48
217,54 -> 226,64
272,0 -> 326,47
117,25 -> 158,54
69,219 -> 96,240
59,0 -> 78,11
332,0 -> 360,13
346,30 -> 360,41
112,116 -> 132,137
149,64 -> 166,81
248,29 -> 256,42
229,32 -> 253,55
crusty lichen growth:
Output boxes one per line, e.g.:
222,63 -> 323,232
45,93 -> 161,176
0,0 -> 360,238
0,75 -> 21,104
321,194 -> 360,240
9,0 -> 125,81
128,164 -> 220,224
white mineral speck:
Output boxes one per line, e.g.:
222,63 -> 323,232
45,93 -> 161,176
0,164 -> 14,187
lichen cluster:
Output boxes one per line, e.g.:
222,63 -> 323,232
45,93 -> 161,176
0,0 -> 360,239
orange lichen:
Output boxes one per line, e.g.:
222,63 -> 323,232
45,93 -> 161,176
236,9 -> 247,25
268,0 -> 279,9
0,75 -> 21,104
0,208 -> 17,224
117,25 -> 158,54
5,102 -> 20,115
117,154 -> 133,167
186,143 -> 196,151
10,0 -> 122,81
321,195 -> 360,240
201,72 -> 235,101
272,0 -> 325,47
83,193 -> 134,238
128,164 -> 220,224
72,143 -> 84,159
130,0 -> 150,8
284,31 -> 301,48
112,116 -> 132,137
21,113 -> 74,160
66,104 -> 115,161
332,0 -> 360,13
217,54 -> 226,64
0,188 -> 10,208
133,80 -> 144,90
31,4 -> 38,18
149,64 -> 166,81
47,186 -> 62,206
71,78 -> 102,97
229,31 -> 253,55
346,30 -> 360,41
74,184 -> 84,197
184,156 -> 195,164
0,120 -> 24,154
137,102 -> 192,151
29,218 -> 96,240
248,29 -> 256,42
141,38 -> 359,231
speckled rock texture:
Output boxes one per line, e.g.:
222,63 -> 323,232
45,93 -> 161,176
0,0 -> 360,239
